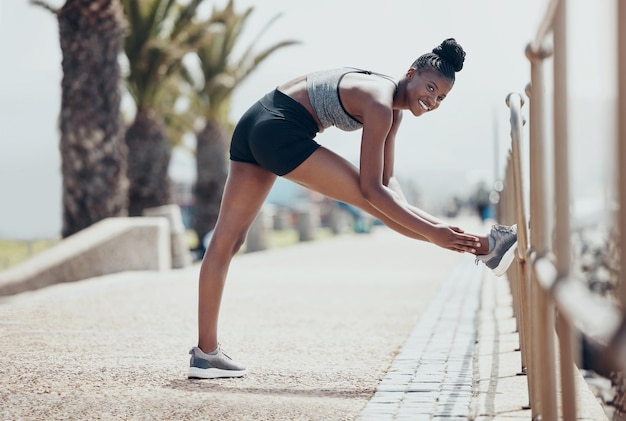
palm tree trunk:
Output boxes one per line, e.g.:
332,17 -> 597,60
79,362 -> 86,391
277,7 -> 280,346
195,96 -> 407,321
192,119 -> 228,241
125,109 -> 173,216
57,0 -> 128,238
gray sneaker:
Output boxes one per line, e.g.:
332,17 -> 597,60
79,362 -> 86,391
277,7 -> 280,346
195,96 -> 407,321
188,345 -> 247,379
475,224 -> 518,277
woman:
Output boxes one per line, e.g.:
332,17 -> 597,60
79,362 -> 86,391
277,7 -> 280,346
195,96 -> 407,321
188,38 -> 517,379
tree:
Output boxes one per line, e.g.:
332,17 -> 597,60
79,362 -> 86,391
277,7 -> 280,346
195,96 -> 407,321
120,0 -> 214,216
190,0 -> 299,242
32,0 -> 128,238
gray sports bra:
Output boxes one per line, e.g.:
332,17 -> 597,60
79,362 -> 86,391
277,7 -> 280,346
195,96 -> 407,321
306,67 -> 397,132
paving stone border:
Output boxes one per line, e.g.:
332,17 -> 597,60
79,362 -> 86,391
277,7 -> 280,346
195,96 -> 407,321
361,256 -> 483,420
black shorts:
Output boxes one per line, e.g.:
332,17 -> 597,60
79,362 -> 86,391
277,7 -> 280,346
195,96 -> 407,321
230,89 -> 321,176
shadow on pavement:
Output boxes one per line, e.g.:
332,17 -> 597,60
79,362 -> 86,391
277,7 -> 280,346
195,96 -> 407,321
165,378 -> 373,399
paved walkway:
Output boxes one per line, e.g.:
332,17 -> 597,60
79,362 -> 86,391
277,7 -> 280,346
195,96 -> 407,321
0,217 -> 607,420
361,258 -> 482,420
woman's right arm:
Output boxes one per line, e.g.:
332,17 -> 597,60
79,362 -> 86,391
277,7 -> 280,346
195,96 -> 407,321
357,103 -> 477,251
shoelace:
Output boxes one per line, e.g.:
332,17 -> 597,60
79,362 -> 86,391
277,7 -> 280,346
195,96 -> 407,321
217,345 -> 233,361
492,224 -> 515,233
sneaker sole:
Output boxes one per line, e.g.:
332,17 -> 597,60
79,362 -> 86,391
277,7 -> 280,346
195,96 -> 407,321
492,240 -> 518,277
188,366 -> 247,379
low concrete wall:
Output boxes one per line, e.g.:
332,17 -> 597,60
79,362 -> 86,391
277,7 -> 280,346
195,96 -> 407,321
143,204 -> 192,268
246,207 -> 272,253
296,206 -> 320,242
0,217 -> 171,296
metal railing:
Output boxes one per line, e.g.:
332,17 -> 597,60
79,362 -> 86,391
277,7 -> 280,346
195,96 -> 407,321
498,0 -> 626,419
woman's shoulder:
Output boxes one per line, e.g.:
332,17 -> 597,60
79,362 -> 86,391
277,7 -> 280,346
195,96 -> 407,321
342,72 -> 396,101
307,67 -> 359,79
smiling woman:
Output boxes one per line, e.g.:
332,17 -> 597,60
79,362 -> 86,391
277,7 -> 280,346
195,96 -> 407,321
0,0 -> 552,241
188,37 -> 519,380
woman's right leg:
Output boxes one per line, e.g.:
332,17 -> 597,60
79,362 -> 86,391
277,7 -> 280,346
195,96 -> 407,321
197,161 -> 277,353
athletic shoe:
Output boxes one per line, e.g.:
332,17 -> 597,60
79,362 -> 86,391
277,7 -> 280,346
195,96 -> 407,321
475,224 -> 518,277
188,345 -> 247,379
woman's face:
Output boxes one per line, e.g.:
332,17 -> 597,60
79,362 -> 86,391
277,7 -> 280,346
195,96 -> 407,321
404,67 -> 454,117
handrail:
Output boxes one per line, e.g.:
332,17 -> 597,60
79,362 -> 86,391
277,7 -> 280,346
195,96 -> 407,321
505,93 -> 529,259
529,0 -> 559,54
532,255 -> 622,344
499,0 -> 626,419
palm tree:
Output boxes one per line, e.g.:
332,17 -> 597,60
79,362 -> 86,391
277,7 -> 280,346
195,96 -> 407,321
120,0 -> 213,216
190,0 -> 299,242
32,0 -> 128,238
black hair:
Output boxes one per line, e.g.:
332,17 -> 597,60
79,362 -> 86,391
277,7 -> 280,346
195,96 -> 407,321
411,38 -> 466,81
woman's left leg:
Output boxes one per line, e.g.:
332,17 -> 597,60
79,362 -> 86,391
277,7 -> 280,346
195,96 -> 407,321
284,146 -> 491,254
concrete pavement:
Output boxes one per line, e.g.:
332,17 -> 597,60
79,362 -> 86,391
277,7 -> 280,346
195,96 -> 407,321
0,218 -> 607,420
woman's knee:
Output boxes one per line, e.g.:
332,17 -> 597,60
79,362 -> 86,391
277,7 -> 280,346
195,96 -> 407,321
208,228 -> 248,258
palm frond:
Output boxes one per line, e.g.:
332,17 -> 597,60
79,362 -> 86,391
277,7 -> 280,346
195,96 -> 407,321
170,0 -> 204,39
234,39 -> 300,84
30,0 -> 59,14
121,0 -> 199,109
120,0 -> 300,139
193,4 -> 300,121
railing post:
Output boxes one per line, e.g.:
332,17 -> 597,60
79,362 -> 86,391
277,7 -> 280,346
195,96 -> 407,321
506,94 -> 529,257
505,94 -> 534,412
552,0 -> 570,277
526,31 -> 556,420
525,56 -> 552,260
618,0 -> 626,310
552,1 -> 578,420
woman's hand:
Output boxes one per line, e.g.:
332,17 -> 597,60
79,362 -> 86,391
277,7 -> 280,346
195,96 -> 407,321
429,224 -> 480,254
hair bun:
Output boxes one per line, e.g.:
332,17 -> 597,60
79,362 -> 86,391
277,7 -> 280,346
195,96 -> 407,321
432,38 -> 466,72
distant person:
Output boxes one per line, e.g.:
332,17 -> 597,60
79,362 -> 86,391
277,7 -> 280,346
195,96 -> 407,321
188,39 -> 518,379
474,181 -> 493,222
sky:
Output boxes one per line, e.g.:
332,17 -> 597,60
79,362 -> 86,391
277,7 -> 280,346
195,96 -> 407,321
0,0 -> 617,239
